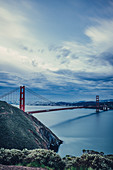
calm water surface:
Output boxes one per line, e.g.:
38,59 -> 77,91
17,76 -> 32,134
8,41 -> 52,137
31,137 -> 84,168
26,106 -> 113,157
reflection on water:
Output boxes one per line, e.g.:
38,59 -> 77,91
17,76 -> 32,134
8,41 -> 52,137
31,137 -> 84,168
50,111 -> 99,128
25,106 -> 113,157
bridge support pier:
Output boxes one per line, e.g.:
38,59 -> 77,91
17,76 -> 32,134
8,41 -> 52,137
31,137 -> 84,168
103,105 -> 108,111
19,86 -> 25,112
96,95 -> 99,112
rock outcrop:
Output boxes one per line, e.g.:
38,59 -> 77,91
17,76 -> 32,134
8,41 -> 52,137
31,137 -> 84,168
0,101 -> 62,151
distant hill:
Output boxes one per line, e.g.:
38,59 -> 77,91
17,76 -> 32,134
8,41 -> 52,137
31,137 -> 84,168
54,100 -> 113,109
31,99 -> 113,108
0,101 -> 62,151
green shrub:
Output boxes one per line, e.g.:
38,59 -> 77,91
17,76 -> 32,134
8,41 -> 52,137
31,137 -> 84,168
0,148 -> 113,170
0,148 -> 23,165
26,161 -> 40,167
0,148 -> 65,169
65,167 -> 93,170
17,162 -> 54,169
23,149 -> 65,169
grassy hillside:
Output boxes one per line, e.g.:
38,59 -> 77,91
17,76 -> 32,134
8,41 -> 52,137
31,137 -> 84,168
0,101 -> 62,151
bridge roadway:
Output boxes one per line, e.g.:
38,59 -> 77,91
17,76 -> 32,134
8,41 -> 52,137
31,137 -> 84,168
27,106 -> 99,114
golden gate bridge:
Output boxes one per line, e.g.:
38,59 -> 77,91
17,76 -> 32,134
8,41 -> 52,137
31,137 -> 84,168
0,86 -> 108,114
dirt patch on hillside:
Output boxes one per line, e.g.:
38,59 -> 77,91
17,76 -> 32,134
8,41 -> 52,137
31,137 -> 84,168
0,164 -> 47,170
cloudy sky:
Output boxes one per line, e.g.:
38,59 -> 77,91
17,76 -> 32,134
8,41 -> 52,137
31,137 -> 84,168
0,0 -> 113,102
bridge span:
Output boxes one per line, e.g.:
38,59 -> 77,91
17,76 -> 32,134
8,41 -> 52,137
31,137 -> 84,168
27,106 -> 100,114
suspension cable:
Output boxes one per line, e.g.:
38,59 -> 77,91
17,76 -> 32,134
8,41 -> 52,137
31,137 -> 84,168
26,87 -> 56,105
0,87 -> 19,99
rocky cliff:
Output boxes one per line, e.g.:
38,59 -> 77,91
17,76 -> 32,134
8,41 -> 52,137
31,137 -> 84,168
0,101 -> 62,151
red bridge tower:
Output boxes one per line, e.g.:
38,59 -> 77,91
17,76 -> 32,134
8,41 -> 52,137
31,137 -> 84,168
19,86 -> 25,112
96,95 -> 99,112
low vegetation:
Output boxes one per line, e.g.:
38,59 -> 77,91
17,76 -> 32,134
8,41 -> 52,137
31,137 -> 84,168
0,148 -> 113,170
0,148 -> 65,170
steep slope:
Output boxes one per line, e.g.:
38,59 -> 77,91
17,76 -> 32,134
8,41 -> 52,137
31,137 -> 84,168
0,101 -> 62,151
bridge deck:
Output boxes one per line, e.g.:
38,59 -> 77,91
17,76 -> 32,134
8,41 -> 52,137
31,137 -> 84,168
27,106 -> 98,114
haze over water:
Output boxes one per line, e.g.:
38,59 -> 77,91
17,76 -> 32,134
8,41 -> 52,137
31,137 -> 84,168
26,106 -> 113,157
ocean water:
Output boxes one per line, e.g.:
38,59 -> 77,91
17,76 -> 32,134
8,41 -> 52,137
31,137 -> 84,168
26,106 -> 113,157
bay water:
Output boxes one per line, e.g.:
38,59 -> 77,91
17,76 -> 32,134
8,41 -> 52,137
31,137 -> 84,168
26,106 -> 113,157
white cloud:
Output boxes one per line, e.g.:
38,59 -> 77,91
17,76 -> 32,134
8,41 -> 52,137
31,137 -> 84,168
85,19 -> 113,50
0,7 -> 27,40
0,46 -> 32,74
58,18 -> 113,74
0,4 -> 61,75
0,5 -> 113,77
